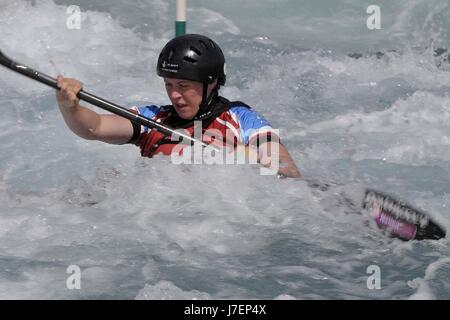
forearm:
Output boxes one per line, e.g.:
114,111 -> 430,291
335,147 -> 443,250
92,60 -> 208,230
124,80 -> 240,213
258,142 -> 302,179
277,153 -> 302,178
58,104 -> 101,140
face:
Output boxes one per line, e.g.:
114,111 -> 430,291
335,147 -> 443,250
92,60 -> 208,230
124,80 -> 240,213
164,78 -> 217,120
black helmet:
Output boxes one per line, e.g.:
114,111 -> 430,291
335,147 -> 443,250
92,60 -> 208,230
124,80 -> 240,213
157,34 -> 226,86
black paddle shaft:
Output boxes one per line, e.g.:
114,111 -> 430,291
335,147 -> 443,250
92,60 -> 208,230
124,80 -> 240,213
0,49 -> 208,147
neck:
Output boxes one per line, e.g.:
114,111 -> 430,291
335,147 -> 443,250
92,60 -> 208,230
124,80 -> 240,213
194,84 -> 219,120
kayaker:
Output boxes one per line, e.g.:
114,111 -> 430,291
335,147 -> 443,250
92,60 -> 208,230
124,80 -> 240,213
56,34 -> 301,178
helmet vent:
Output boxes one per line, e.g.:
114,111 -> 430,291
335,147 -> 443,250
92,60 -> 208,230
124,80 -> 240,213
190,46 -> 202,56
198,40 -> 209,50
209,40 -> 216,49
183,56 -> 197,64
168,49 -> 175,61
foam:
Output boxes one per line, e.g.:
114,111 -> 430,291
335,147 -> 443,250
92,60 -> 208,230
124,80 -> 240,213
0,0 -> 449,300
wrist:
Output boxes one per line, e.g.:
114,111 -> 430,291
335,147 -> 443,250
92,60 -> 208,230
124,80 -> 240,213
58,100 -> 79,110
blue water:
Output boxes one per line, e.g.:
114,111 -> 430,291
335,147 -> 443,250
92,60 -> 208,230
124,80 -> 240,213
0,0 -> 449,299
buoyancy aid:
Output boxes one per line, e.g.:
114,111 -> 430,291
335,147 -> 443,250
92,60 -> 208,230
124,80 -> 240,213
132,96 -> 251,158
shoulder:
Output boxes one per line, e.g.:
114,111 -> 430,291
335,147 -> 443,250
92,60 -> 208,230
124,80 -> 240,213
225,104 -> 277,145
228,105 -> 272,129
128,104 -> 173,135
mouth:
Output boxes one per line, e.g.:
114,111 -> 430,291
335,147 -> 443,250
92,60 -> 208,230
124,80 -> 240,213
175,103 -> 188,109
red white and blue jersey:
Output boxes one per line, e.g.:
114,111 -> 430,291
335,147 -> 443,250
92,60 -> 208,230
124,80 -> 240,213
128,101 -> 279,158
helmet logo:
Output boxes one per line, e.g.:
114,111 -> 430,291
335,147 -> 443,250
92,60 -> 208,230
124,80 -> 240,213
161,60 -> 180,73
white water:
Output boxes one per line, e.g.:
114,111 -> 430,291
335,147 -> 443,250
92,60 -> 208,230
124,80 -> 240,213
0,0 -> 449,299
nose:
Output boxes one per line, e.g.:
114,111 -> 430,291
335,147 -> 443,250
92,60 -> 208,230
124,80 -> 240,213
169,88 -> 182,101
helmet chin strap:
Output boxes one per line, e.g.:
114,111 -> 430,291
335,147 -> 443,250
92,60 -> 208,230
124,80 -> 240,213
194,82 -> 220,120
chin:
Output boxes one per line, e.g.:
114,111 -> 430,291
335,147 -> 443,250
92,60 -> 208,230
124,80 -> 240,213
176,109 -> 195,120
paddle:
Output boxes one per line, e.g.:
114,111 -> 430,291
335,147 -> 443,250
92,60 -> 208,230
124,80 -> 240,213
1,49 -> 446,241
0,49 -> 207,148
362,189 -> 446,241
307,180 -> 446,241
